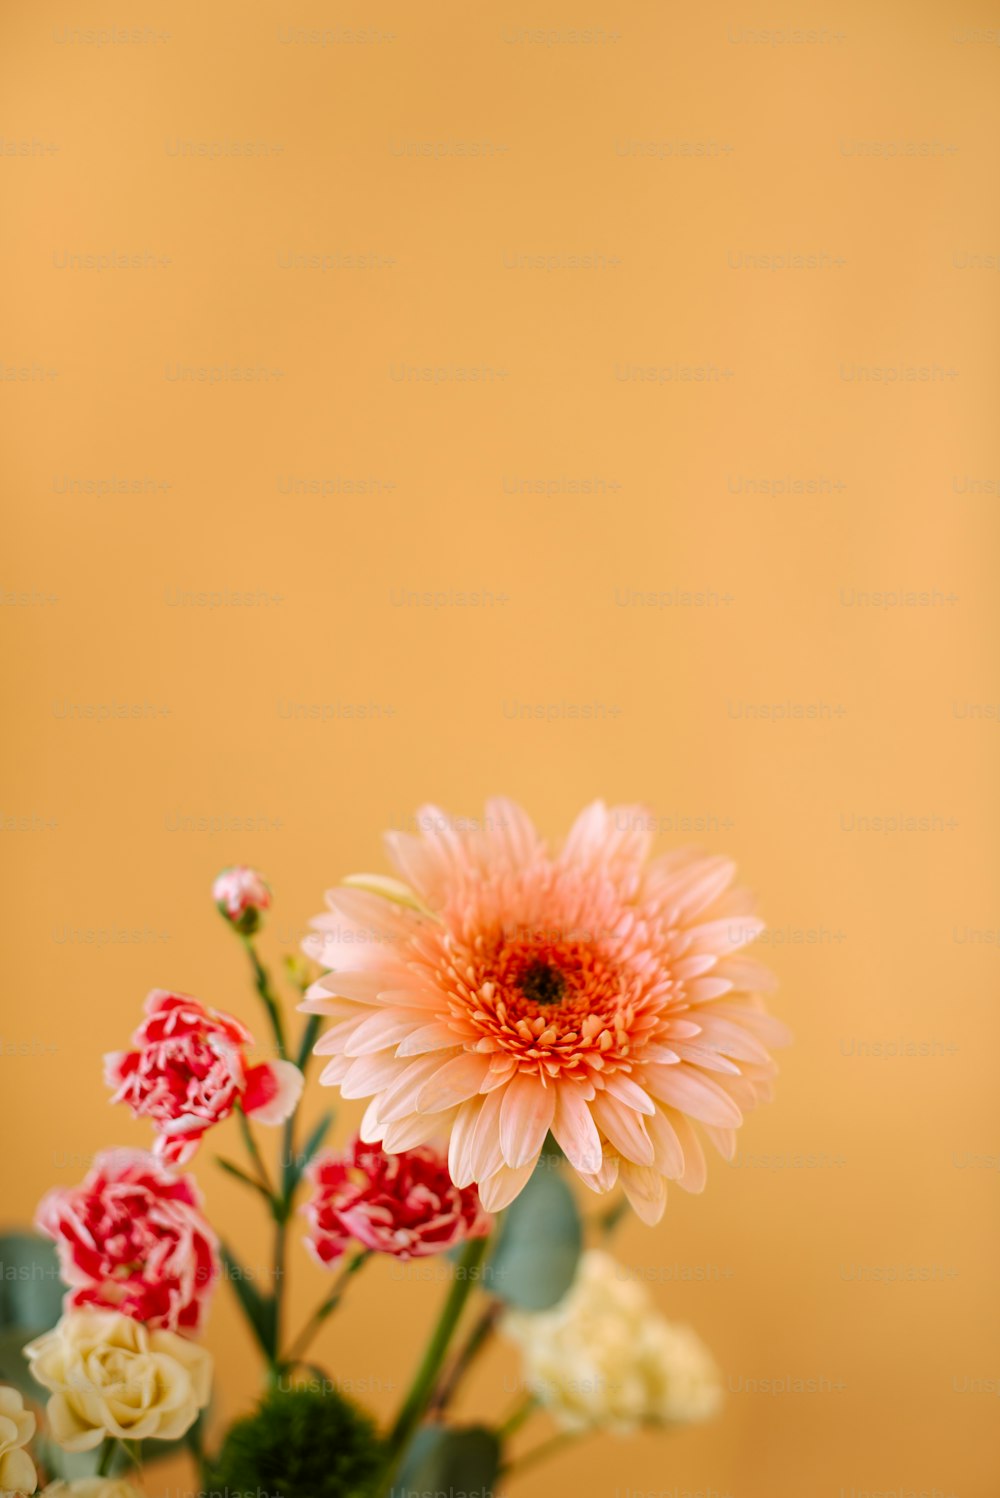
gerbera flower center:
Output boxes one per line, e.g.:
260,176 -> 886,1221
517,959 -> 566,1007
481,931 -> 629,1031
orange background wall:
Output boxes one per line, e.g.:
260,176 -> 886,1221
3,1 -> 999,1493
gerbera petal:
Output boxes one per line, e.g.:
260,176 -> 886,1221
416,1052 -> 492,1114
327,886 -> 428,941
590,1093 -> 654,1166
301,970 -> 415,1008
686,977 -> 735,1003
375,1055 -> 459,1124
477,1161 -> 538,1212
344,1009 -> 426,1056
710,999 -> 791,1046
715,958 -> 780,995
669,1042 -> 742,1075
484,796 -> 544,868
666,1110 -> 708,1193
645,1106 -> 686,1177
382,1108 -> 458,1153
645,1066 -> 743,1128
578,1152 -> 620,1194
619,1161 -> 668,1225
686,915 -> 764,956
694,1015 -> 774,1066
551,1087 -> 603,1175
313,1016 -> 372,1055
396,1021 -> 466,1057
383,832 -> 450,904
600,1073 -> 656,1115
359,1095 -> 384,1142
702,1124 -> 738,1161
468,1087 -> 506,1180
649,855 -> 735,921
499,1074 -> 556,1168
339,1051 -> 408,1101
448,1097 -> 484,1188
319,1055 -> 352,1087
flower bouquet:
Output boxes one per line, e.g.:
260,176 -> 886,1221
0,800 -> 788,1497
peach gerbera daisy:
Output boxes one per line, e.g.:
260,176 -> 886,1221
301,799 -> 789,1221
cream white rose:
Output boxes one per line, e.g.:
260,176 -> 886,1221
0,1384 -> 37,1496
24,1310 -> 211,1453
502,1249 -> 722,1432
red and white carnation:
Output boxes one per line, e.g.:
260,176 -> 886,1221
105,990 -> 303,1166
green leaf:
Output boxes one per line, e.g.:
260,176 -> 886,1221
394,1424 -> 501,1496
484,1162 -> 582,1310
215,1157 -> 273,1203
0,1232 -> 64,1333
220,1240 -> 276,1360
283,1109 -> 334,1202
295,1012 -> 323,1072
0,1232 -> 65,1398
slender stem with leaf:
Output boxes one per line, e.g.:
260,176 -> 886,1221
241,932 -> 287,1058
236,1107 -> 276,1199
383,1233 -> 492,1472
429,1299 -> 502,1416
498,1392 -> 538,1438
500,1428 -> 581,1478
216,926 -> 340,1379
284,1249 -> 371,1366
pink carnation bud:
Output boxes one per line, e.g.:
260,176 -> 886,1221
36,1148 -> 219,1334
213,866 -> 271,933
303,1137 -> 493,1266
105,989 -> 303,1165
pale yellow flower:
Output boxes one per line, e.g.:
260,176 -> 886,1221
502,1249 -> 722,1432
0,1384 -> 37,1495
24,1310 -> 211,1453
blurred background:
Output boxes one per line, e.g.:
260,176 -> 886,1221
2,0 -> 999,1492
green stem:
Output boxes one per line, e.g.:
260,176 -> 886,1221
384,1233 -> 491,1470
241,933 -> 287,1058
283,1250 -> 370,1365
273,1213 -> 287,1358
498,1393 -> 538,1438
500,1429 -> 580,1478
272,1003 -> 331,1371
237,1106 -> 277,1200
96,1437 -> 115,1476
429,1299 -> 501,1417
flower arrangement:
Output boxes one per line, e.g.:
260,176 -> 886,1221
0,801 -> 789,1496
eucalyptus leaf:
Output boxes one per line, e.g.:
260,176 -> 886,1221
393,1423 -> 501,1497
0,1232 -> 64,1397
484,1164 -> 582,1310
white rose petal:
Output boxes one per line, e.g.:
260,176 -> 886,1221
0,1384 -> 38,1495
24,1311 -> 212,1454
